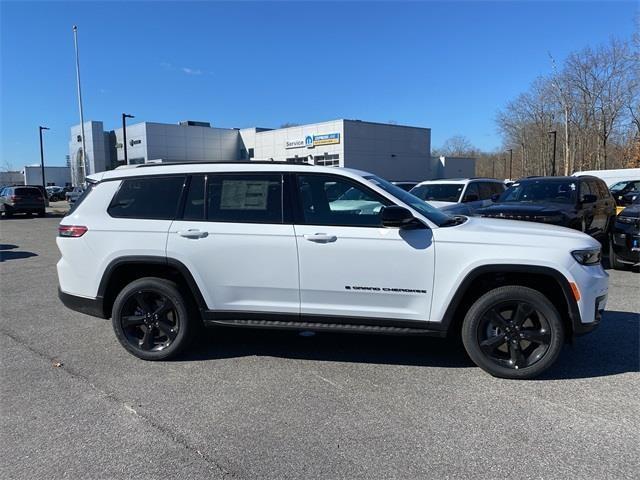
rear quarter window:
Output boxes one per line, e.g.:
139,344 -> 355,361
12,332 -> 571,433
108,176 -> 186,220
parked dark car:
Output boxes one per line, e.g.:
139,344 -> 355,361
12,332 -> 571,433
609,179 -> 640,207
609,196 -> 640,270
478,176 -> 616,243
0,186 -> 46,217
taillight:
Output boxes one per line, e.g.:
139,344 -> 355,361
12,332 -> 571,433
58,225 -> 88,237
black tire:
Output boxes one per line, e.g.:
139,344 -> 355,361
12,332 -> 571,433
37,210 -> 46,217
112,277 -> 194,360
461,285 -> 564,379
608,240 -> 626,271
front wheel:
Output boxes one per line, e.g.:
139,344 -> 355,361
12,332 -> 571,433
112,277 -> 194,360
462,286 -> 564,379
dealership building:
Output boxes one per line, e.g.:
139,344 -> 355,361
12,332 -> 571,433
68,118 -> 474,183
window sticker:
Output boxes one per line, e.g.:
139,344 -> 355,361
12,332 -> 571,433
220,180 -> 269,210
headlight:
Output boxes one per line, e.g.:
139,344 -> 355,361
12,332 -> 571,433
571,248 -> 601,265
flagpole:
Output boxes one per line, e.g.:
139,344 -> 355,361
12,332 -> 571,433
72,25 -> 87,184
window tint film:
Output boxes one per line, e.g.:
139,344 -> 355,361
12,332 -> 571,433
463,183 -> 479,201
297,174 -> 390,227
183,175 -> 205,220
207,174 -> 282,223
108,176 -> 185,219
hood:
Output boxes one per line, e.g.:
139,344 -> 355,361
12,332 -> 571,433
478,202 -> 569,216
434,215 -> 599,250
619,204 -> 640,218
427,200 -> 456,208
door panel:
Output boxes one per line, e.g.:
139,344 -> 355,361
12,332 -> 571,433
167,221 -> 299,313
295,224 -> 434,321
167,173 -> 299,314
293,173 -> 434,322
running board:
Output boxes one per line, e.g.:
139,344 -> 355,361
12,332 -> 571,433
203,318 -> 446,337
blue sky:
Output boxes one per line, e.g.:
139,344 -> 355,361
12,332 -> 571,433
1,0 -> 637,167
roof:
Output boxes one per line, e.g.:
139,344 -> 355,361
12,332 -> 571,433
414,177 -> 504,186
89,161 -> 371,182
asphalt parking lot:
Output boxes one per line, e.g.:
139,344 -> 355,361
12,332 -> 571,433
1,210 -> 639,479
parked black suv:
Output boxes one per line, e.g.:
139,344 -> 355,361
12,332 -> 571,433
0,186 -> 46,217
478,176 -> 616,243
610,196 -> 640,270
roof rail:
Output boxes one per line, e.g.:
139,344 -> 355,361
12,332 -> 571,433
134,160 -> 315,168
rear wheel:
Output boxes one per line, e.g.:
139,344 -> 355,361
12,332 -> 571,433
37,210 -> 46,217
462,286 -> 564,379
112,277 -> 194,360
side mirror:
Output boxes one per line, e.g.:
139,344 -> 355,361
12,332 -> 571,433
582,194 -> 597,204
381,206 -> 423,229
490,193 -> 501,202
463,194 -> 479,203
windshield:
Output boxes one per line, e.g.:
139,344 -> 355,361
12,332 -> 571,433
410,183 -> 464,203
499,180 -> 577,204
610,181 -> 628,192
363,175 -> 454,227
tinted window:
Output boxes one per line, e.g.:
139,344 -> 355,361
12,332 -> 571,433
15,187 -> 42,197
108,176 -> 185,219
579,181 -> 593,200
500,180 -> 578,204
463,183 -> 480,201
410,183 -> 464,202
206,174 -> 282,224
297,174 -> 390,227
183,175 -> 206,220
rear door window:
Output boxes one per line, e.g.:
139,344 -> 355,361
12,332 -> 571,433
206,174 -> 283,224
108,176 -> 186,219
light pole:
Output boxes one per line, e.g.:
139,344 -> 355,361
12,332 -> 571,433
549,130 -> 557,176
508,148 -> 513,180
122,113 -> 135,164
39,126 -> 50,189
72,25 -> 87,183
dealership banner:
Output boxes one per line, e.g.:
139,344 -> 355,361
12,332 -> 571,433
285,132 -> 341,149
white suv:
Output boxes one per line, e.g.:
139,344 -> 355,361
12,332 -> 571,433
410,178 -> 505,208
57,162 -> 608,379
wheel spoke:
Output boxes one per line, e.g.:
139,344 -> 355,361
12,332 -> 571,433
122,315 -> 145,327
512,303 -> 534,327
153,299 -> 172,318
139,326 -> 155,350
508,341 -> 526,369
134,292 -> 152,314
486,308 -> 508,329
520,329 -> 551,345
480,334 -> 506,354
157,319 -> 177,341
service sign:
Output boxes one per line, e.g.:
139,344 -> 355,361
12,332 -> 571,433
285,139 -> 306,149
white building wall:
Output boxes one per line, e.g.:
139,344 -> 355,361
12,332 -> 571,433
114,122 -> 241,164
23,166 -> 72,186
69,121 -> 108,176
436,156 -> 476,178
343,121 -> 434,181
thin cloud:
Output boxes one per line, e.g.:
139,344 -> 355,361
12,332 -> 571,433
160,61 -> 173,70
181,67 -> 202,75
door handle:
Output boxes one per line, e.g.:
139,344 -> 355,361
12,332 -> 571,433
178,229 -> 208,239
303,233 -> 337,243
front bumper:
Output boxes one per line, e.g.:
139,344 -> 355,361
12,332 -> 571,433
567,263 -> 608,336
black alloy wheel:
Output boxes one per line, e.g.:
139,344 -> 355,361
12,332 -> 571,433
462,285 -> 564,379
121,290 -> 179,352
112,277 -> 193,360
477,301 -> 551,370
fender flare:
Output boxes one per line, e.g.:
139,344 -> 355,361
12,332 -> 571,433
439,264 -> 581,335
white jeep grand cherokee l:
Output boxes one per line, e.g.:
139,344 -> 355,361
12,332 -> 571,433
57,162 -> 608,379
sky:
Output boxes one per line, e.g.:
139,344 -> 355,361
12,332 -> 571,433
1,0 -> 637,168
